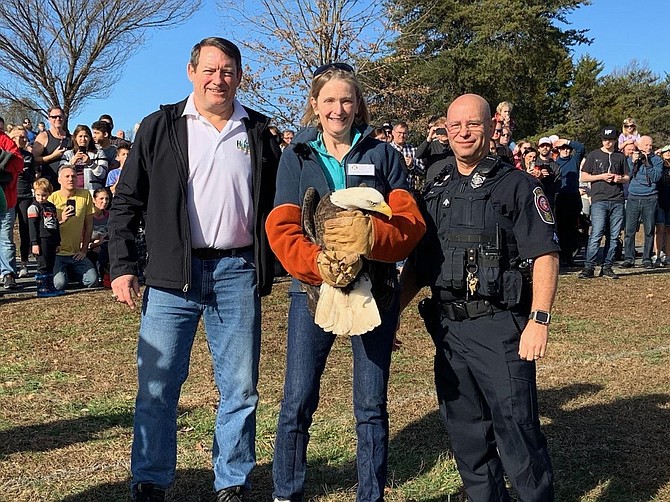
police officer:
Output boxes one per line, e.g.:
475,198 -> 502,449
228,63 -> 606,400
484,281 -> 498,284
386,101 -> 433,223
399,94 -> 560,502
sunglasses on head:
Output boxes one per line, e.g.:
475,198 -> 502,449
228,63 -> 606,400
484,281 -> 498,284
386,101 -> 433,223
313,62 -> 354,78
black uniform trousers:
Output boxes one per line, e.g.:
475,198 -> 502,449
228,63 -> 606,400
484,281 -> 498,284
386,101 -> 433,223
427,308 -> 554,502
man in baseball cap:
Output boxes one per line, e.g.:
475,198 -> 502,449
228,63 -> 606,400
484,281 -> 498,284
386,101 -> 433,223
601,125 -> 618,140
578,126 -> 628,279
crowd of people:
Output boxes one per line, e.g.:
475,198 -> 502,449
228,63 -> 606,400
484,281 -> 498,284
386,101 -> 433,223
1,35 -> 669,502
3,93 -> 667,297
0,112 -> 131,294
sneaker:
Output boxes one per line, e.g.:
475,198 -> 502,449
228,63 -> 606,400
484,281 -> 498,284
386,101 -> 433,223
620,261 -> 634,269
217,486 -> 244,502
131,483 -> 166,502
601,267 -> 619,279
18,264 -> 29,278
642,262 -> 653,269
2,274 -> 17,289
578,268 -> 595,279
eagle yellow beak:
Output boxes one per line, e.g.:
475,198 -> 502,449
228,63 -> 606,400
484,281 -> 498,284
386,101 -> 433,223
376,201 -> 393,219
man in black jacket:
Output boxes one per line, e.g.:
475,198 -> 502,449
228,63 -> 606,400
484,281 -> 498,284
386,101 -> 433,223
108,37 -> 280,502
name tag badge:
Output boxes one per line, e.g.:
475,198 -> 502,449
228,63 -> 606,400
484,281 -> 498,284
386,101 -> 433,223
347,163 -> 375,176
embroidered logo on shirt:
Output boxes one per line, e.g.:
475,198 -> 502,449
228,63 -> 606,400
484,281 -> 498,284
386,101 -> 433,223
533,187 -> 555,225
236,140 -> 250,155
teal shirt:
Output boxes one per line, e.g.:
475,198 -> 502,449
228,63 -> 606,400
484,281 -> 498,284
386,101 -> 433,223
309,129 -> 364,190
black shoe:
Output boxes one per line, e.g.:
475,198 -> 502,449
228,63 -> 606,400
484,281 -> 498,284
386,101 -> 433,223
578,268 -> 595,279
620,261 -> 634,269
217,486 -> 244,502
643,262 -> 653,269
2,273 -> 17,289
131,483 -> 166,502
601,267 -> 619,279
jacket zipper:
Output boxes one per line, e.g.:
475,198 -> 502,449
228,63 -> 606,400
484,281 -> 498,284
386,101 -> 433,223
163,106 -> 191,292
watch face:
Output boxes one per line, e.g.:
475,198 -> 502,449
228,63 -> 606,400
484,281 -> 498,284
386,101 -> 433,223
534,311 -> 550,324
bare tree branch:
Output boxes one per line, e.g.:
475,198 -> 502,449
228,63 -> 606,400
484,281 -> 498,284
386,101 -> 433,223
218,0 -> 394,127
0,0 -> 201,117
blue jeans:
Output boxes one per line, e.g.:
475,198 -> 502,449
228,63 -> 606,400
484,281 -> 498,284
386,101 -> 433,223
53,254 -> 99,289
0,207 -> 16,276
131,251 -> 260,492
624,195 -> 658,264
272,291 -> 398,502
585,200 -> 624,268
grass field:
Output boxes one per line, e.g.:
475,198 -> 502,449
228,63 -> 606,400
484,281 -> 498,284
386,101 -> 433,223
1,269 -> 669,501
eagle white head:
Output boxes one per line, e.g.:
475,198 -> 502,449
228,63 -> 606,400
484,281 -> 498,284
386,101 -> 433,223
329,187 -> 393,218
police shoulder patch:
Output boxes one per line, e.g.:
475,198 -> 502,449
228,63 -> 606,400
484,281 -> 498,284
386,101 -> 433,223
533,187 -> 555,225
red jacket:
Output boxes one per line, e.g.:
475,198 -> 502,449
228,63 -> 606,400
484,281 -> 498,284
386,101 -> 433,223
0,132 -> 23,209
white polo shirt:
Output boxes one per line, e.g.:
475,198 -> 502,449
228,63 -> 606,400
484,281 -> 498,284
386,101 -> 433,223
182,94 -> 254,249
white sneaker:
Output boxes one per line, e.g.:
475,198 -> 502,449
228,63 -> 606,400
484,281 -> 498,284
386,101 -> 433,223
18,265 -> 29,278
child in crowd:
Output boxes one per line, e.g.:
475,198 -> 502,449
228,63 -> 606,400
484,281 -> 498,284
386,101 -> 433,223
87,188 -> 111,287
27,178 -> 64,297
105,144 -> 130,194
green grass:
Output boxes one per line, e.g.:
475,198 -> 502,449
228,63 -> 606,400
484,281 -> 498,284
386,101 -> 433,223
1,272 -> 670,501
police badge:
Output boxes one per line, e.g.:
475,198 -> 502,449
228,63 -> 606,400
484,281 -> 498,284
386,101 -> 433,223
470,172 -> 485,189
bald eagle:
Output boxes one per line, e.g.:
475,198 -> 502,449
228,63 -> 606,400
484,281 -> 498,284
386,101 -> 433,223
302,186 -> 393,336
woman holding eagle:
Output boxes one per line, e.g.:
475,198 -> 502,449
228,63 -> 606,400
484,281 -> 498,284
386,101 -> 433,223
266,63 -> 425,501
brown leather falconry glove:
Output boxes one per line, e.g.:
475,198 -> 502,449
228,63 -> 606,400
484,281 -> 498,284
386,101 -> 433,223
316,250 -> 363,287
322,211 -> 374,257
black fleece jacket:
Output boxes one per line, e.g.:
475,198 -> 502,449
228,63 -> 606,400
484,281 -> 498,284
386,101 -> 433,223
108,99 -> 280,296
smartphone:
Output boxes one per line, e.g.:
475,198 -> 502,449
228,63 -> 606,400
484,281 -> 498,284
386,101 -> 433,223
66,199 -> 76,212
434,127 -> 447,135
78,145 -> 87,154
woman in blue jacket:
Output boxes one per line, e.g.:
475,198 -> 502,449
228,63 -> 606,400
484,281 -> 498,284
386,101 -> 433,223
266,63 -> 425,502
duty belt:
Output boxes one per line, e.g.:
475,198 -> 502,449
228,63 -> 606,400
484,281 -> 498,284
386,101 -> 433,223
440,299 -> 502,321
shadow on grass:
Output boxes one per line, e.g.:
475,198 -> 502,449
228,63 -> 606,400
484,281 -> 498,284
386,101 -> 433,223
0,412 -> 133,456
58,468 -> 215,501
542,383 -> 670,501
58,464 -> 274,501
383,383 -> 670,501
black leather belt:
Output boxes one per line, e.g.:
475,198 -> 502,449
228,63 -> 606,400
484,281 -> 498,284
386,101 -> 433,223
440,299 -> 502,321
192,246 -> 252,260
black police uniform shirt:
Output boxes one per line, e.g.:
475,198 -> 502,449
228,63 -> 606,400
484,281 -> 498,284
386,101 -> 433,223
581,149 -> 626,203
416,157 -> 561,299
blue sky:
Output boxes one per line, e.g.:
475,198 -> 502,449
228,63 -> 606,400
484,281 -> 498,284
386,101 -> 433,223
69,0 -> 670,134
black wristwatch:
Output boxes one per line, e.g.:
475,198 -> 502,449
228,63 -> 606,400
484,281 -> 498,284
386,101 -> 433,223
529,310 -> 552,325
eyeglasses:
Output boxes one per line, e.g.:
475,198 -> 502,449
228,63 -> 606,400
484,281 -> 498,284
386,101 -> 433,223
494,129 -> 503,133
313,62 -> 354,78
446,121 -> 485,134
500,133 -> 510,137
625,124 -> 635,128
49,115 -> 64,120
